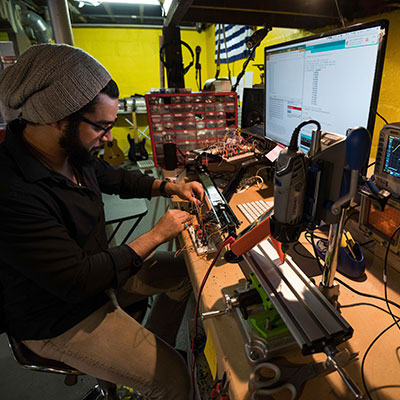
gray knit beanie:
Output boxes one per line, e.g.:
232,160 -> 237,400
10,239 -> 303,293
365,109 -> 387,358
0,43 -> 112,124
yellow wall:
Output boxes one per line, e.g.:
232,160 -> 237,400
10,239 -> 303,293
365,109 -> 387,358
73,9 -> 400,157
73,26 -> 208,153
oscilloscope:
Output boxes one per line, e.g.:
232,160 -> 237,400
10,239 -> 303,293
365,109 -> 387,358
374,123 -> 400,197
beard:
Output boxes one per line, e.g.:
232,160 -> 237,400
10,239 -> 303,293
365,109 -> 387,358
59,118 -> 102,169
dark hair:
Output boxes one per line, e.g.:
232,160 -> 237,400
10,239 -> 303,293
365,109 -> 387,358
76,79 -> 119,115
64,79 -> 119,127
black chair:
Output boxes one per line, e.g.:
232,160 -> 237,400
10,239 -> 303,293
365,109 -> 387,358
2,298 -> 149,400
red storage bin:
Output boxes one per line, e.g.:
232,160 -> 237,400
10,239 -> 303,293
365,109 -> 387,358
145,92 -> 238,167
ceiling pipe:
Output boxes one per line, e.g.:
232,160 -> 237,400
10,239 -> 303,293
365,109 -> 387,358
47,0 -> 74,45
21,10 -> 52,43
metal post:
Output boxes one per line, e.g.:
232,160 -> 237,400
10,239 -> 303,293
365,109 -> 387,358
47,0 -> 74,45
162,25 -> 184,88
319,208 -> 346,305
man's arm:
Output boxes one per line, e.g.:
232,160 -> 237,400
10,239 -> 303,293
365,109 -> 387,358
151,179 -> 204,205
127,208 -> 193,260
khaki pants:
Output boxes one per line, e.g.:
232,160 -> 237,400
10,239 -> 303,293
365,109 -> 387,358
23,251 -> 192,400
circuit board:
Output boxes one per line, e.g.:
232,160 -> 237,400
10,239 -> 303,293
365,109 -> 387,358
187,225 -> 218,255
179,200 -> 222,255
178,168 -> 241,255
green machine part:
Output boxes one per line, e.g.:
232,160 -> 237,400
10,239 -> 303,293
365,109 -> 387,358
248,272 -> 289,339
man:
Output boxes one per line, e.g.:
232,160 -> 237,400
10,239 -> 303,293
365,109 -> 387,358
0,44 -> 204,399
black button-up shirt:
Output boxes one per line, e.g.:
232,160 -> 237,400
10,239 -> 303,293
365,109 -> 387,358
0,120 -> 155,339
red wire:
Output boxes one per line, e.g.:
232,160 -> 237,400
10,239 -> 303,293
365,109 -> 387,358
190,236 -> 235,395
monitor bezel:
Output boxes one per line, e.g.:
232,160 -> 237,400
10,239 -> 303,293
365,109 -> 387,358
263,19 -> 389,153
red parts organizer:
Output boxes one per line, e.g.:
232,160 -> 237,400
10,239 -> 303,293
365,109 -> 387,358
145,92 -> 238,167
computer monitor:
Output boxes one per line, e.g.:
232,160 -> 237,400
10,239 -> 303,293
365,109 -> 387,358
264,20 -> 388,153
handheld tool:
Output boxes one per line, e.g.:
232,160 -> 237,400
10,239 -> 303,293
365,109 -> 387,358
249,350 -> 360,400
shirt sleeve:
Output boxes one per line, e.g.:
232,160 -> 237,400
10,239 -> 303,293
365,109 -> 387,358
92,158 -> 155,199
106,245 -> 143,289
0,185 -> 141,304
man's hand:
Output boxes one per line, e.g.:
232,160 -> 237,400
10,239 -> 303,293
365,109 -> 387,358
152,209 -> 194,244
170,181 -> 204,205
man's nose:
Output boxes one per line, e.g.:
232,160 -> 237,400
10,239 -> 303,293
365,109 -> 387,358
102,128 -> 113,142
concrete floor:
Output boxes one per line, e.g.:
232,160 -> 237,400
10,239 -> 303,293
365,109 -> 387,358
0,164 -> 196,399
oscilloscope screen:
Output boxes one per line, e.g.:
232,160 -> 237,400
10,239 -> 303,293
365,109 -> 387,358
383,135 -> 400,178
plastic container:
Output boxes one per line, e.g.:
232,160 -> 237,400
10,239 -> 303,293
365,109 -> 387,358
145,91 -> 238,167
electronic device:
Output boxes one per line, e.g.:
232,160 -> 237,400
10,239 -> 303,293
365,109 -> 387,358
374,123 -> 400,197
358,123 -> 400,253
264,20 -> 388,159
237,200 -> 274,223
241,87 -> 264,129
183,165 -> 240,254
193,135 -> 256,163
359,194 -> 400,254
227,122 -> 371,279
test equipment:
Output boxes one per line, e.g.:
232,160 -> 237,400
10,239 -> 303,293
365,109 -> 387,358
358,123 -> 400,253
374,123 -> 400,197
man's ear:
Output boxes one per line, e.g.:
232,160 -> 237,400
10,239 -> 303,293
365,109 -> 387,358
49,119 -> 68,132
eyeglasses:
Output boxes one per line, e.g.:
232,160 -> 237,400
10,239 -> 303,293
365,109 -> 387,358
77,115 -> 116,139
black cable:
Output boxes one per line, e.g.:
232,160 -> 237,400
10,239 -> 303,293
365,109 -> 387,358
306,232 -> 327,242
335,277 -> 400,310
306,222 -> 400,400
159,40 -> 194,75
341,298 -> 400,400
310,230 -> 324,272
344,209 -> 359,229
367,161 -> 376,169
340,302 -> 399,318
383,225 -> 400,331
307,229 -> 400,311
305,229 -> 327,242
190,237 -> 235,399
361,319 -> 399,400
289,120 -> 321,151
358,239 -> 375,247
292,242 -> 315,260
376,111 -> 389,125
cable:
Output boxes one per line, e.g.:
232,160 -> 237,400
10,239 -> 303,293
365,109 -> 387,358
289,120 -> 321,151
190,236 -> 235,399
335,277 -> 400,310
361,319 -> 399,400
340,302 -> 399,318
343,208 -> 359,229
334,0 -> 346,27
307,227 -> 400,311
159,40 -> 194,75
310,230 -> 324,272
292,242 -> 315,260
358,239 -> 375,247
376,111 -> 389,125
383,225 -> 400,331
340,297 -> 400,399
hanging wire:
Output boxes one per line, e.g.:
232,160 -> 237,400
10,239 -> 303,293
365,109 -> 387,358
334,0 -> 346,27
221,25 -> 232,83
376,111 -> 389,125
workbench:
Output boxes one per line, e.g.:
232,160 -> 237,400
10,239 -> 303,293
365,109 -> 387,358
175,181 -> 400,400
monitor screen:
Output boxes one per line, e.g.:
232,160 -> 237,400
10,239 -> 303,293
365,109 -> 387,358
264,20 -> 388,152
383,134 -> 400,178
